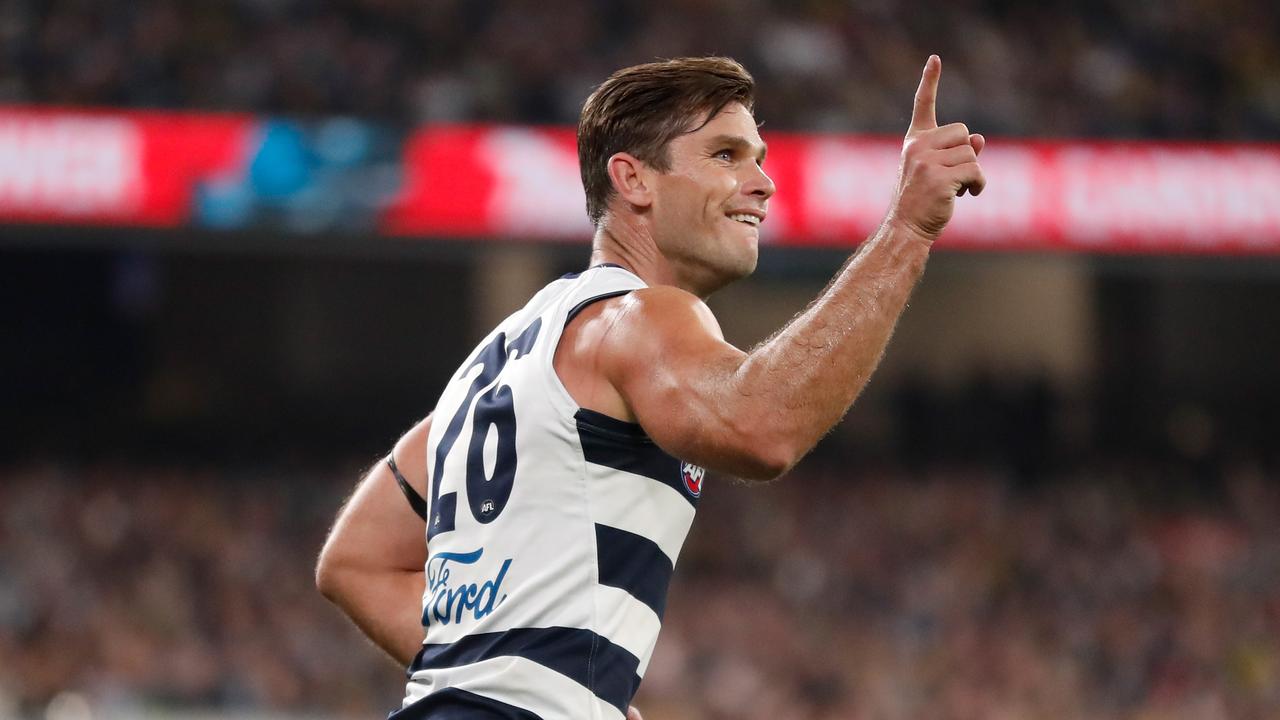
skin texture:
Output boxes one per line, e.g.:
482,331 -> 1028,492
318,56 -> 980,719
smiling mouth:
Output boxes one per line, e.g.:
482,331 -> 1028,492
728,213 -> 761,227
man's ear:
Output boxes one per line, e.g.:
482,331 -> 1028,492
606,152 -> 655,210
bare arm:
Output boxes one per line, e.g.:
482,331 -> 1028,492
316,423 -> 649,718
316,414 -> 432,666
603,56 -> 986,480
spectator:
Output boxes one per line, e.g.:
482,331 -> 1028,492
0,0 -> 1276,139
2,452 -> 1277,718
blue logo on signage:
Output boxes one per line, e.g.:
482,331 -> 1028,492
423,548 -> 511,627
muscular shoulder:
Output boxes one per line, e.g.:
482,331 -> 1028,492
595,286 -> 735,393
564,286 -> 722,354
554,285 -> 729,421
606,286 -> 725,347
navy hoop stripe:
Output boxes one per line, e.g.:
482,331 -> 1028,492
388,688 -> 544,719
595,523 -> 674,619
575,409 -> 697,507
409,627 -> 641,714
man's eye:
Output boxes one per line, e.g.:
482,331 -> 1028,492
713,149 -> 735,162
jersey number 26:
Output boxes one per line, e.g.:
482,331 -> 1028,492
428,318 -> 541,540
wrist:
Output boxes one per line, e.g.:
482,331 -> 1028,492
879,213 -> 940,248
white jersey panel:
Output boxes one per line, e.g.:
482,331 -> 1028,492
401,265 -> 706,720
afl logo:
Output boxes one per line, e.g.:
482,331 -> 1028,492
681,462 -> 705,497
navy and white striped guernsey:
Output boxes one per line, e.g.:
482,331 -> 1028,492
395,265 -> 704,719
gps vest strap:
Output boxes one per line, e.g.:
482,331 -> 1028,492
388,455 -> 429,522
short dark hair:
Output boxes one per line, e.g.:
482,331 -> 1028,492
577,57 -> 756,225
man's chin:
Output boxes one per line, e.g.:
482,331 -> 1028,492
704,248 -> 756,295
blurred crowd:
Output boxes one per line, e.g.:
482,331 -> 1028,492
2,456 -> 1277,720
648,462 -> 1280,720
0,461 -> 403,719
1,0 -> 1278,139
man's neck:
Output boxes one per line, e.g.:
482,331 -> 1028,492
589,216 -> 681,290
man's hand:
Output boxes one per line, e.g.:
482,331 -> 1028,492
886,55 -> 986,243
627,706 -> 643,720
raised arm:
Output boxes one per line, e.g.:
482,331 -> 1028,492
601,56 -> 985,480
316,414 -> 432,666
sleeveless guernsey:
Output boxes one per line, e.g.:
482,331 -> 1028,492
396,265 -> 706,719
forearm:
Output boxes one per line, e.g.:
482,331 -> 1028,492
722,56 -> 983,468
317,415 -> 434,666
733,222 -> 931,461
321,566 -> 426,666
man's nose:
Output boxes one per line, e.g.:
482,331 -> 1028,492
745,162 -> 776,200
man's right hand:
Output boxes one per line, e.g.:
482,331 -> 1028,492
885,55 -> 987,243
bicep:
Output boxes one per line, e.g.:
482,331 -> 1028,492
319,414 -> 432,574
602,290 -> 754,467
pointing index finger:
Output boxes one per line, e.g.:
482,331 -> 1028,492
910,55 -> 941,134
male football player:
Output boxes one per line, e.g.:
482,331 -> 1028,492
318,54 -> 984,718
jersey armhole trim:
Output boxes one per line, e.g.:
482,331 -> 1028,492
564,289 -> 633,327
575,407 -> 652,444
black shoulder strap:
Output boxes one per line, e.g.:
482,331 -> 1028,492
387,455 -> 429,522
